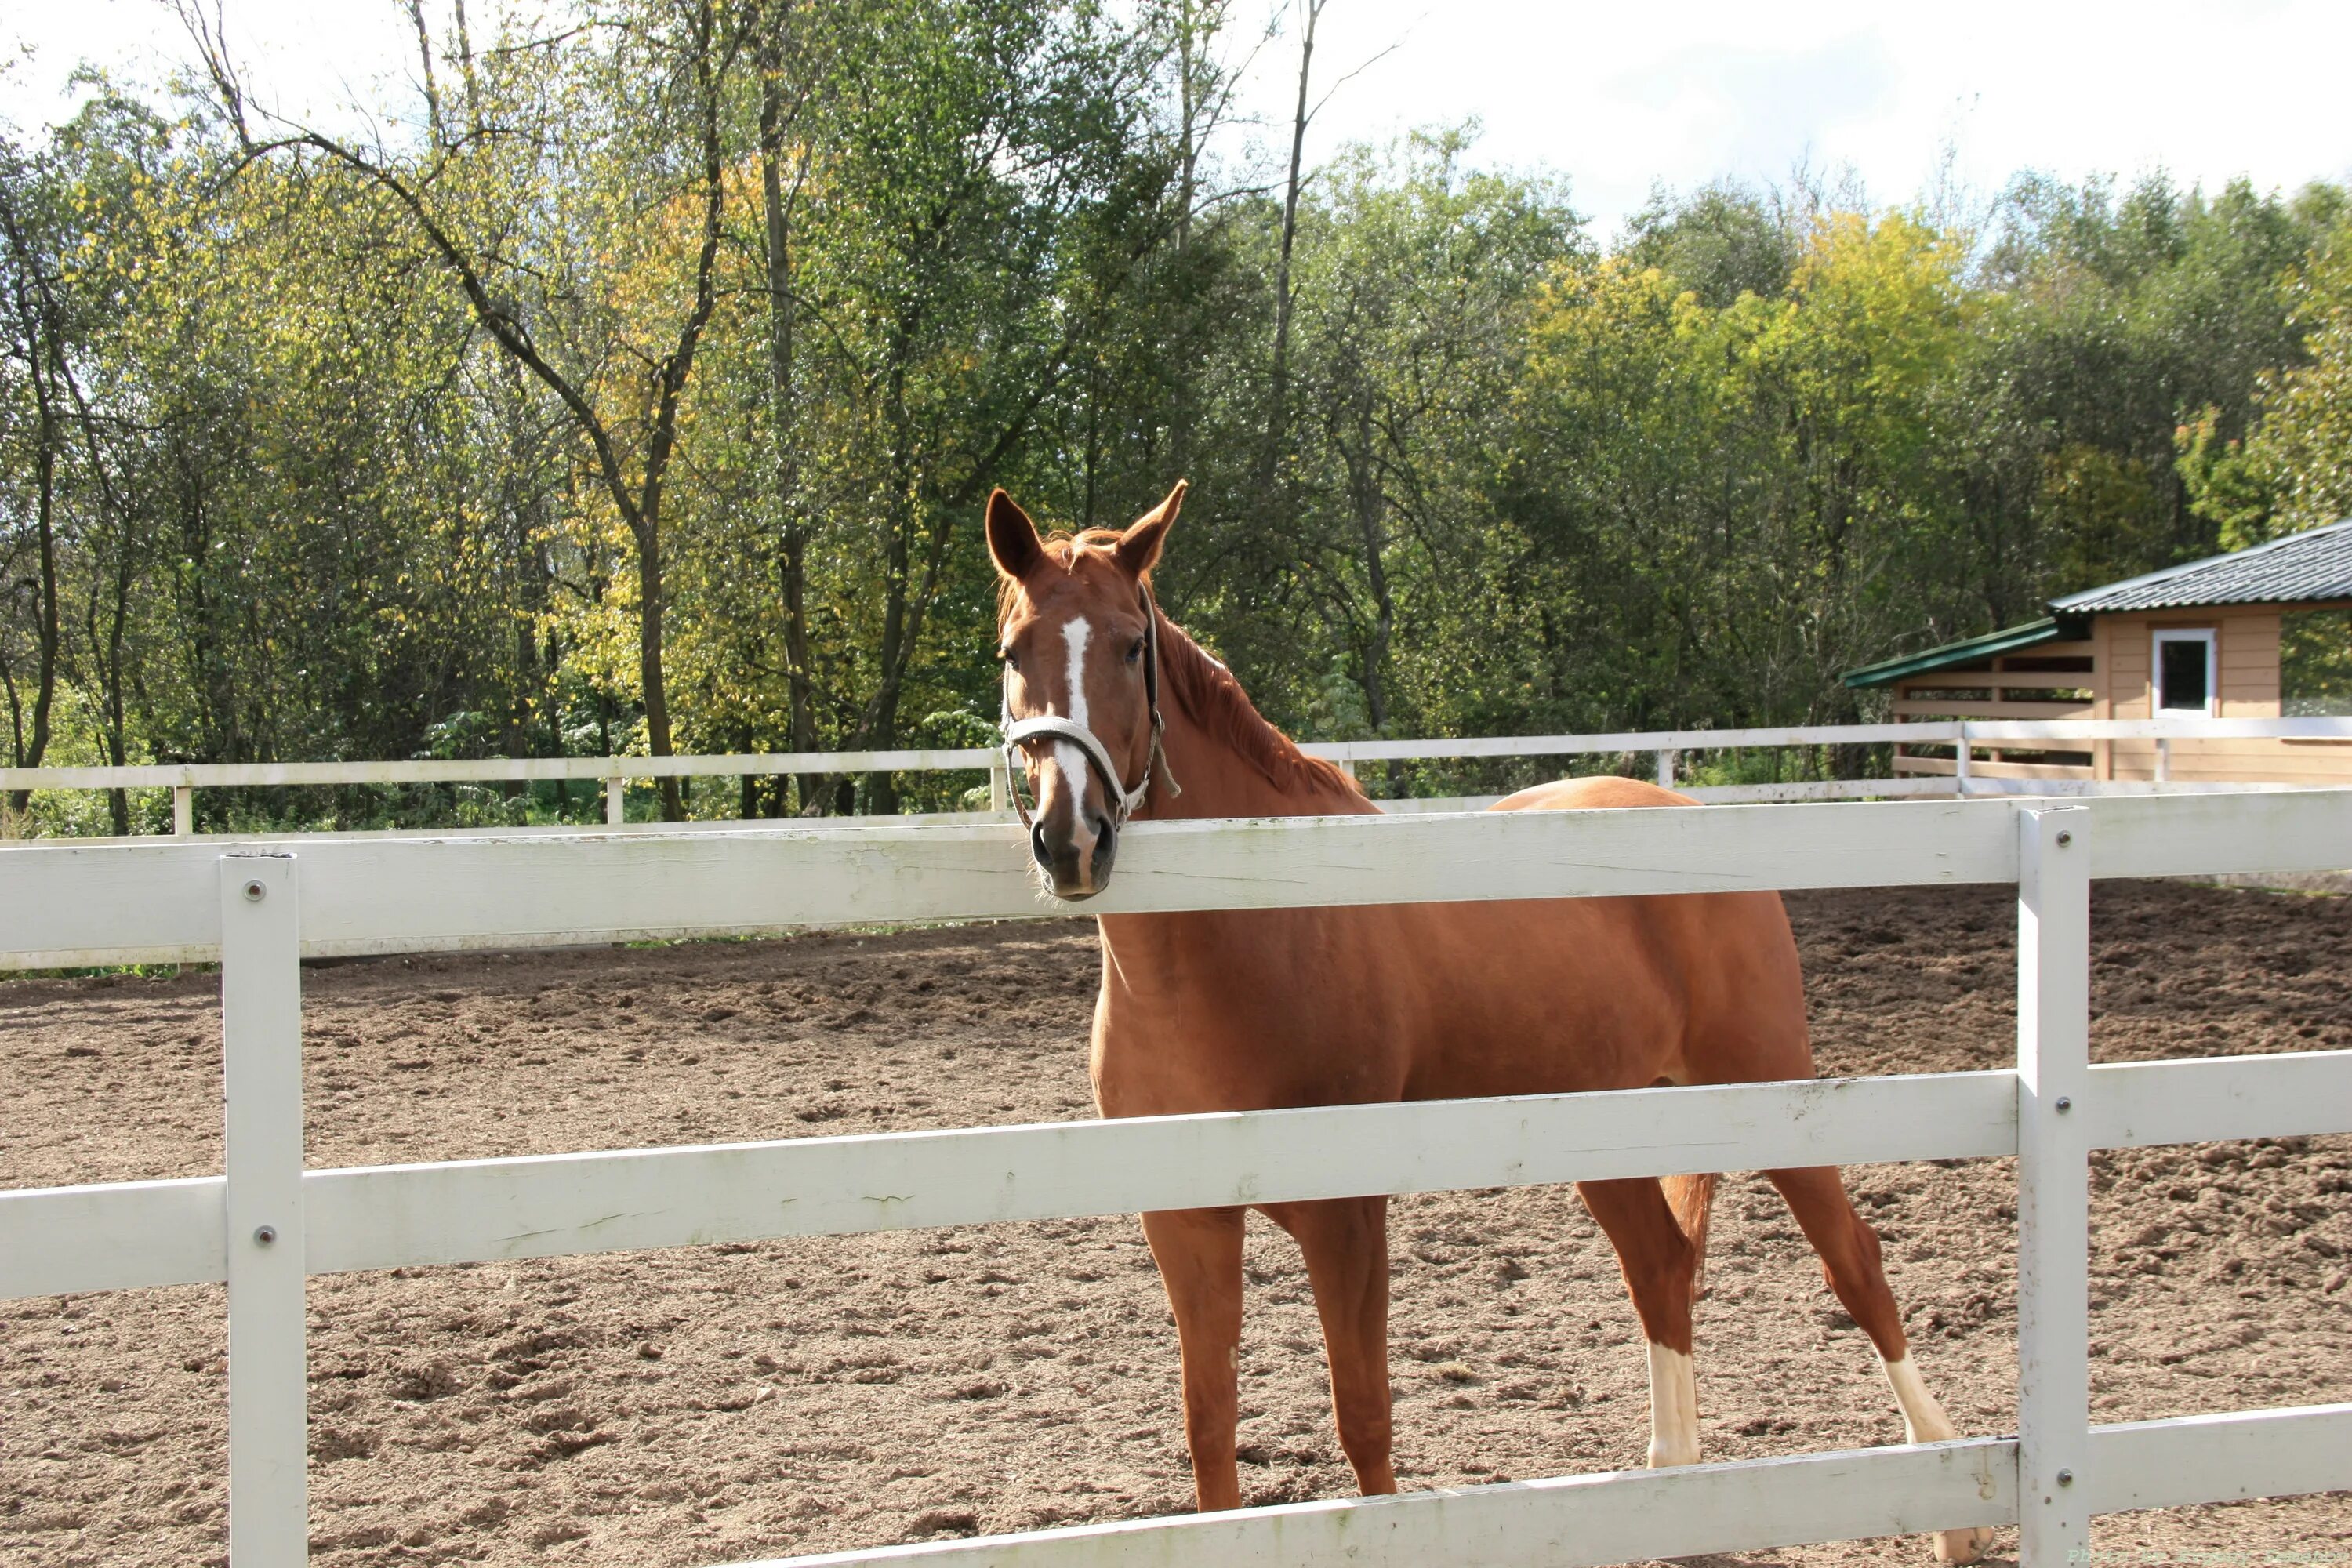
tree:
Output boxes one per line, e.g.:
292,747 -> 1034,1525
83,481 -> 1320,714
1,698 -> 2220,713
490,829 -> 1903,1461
8,4 -> 2352,838
1286,132 -> 1578,754
2200,209 -> 2352,542
1512,207 -> 1970,738
1958,172 -> 2336,607
0,136 -> 67,794
187,0 -> 750,817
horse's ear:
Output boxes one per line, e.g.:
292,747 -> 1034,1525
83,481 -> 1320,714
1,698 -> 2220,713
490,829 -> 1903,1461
986,489 -> 1044,581
1116,480 -> 1185,578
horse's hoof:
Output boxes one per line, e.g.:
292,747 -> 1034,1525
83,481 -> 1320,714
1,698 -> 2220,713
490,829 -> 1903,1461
1933,1524 -> 1994,1563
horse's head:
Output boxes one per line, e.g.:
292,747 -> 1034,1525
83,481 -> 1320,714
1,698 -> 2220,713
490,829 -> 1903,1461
988,481 -> 1185,900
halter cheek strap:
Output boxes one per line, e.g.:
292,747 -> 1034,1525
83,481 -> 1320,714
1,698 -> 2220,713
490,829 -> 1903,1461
1000,586 -> 1181,830
1002,714 -> 1151,825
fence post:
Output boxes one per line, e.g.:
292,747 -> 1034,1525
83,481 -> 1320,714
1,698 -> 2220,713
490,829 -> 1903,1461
2016,807 -> 2090,1565
220,853 -> 307,1566
988,753 -> 1010,815
1955,724 -> 1973,797
175,785 -> 195,835
2154,737 -> 2171,785
1655,748 -> 1677,789
605,776 -> 626,826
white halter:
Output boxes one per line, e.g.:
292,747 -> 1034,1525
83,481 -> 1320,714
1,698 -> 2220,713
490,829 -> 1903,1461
1001,586 -> 1180,829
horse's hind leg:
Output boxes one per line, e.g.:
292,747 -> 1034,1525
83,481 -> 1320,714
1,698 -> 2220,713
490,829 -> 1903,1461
1766,1165 -> 1993,1566
1140,1206 -> 1246,1512
1576,1177 -> 1702,1467
1762,1166 -> 1961,1437
1263,1195 -> 1397,1495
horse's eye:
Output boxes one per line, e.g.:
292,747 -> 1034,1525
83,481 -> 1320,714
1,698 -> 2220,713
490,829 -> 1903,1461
1126,638 -> 1145,665
999,648 -> 1018,673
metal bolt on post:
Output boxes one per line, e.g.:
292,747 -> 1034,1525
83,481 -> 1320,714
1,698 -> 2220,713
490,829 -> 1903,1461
220,853 -> 307,1566
2016,808 -> 2091,1563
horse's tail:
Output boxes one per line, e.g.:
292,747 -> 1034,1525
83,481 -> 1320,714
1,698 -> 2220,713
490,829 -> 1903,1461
1664,1171 -> 1716,1300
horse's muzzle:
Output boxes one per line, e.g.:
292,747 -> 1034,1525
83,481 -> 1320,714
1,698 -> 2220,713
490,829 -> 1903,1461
1033,811 -> 1117,900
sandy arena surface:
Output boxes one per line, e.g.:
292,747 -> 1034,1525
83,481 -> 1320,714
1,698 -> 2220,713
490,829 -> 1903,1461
2,880 -> 2349,1567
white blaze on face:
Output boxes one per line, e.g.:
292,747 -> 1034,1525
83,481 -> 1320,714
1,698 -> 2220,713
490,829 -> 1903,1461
1051,615 -> 1095,815
1645,1342 -> 1700,1468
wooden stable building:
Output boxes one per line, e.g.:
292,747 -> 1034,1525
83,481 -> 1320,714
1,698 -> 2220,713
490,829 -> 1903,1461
1844,519 -> 2352,786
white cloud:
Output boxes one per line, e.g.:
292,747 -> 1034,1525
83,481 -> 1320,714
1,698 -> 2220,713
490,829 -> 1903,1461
4,0 -> 419,139
9,0 -> 2350,241
1218,0 -> 2352,235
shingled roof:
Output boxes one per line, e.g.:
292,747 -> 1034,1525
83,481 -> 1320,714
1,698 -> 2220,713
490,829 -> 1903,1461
2049,517 -> 2352,615
1843,518 -> 2352,688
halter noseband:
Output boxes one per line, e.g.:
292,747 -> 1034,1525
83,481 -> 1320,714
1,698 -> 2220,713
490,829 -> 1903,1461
1000,585 -> 1181,830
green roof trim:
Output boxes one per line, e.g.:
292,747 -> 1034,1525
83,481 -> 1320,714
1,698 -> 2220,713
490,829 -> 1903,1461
1841,618 -> 2067,689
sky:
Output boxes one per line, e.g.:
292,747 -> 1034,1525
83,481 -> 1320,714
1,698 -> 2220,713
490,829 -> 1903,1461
6,0 -> 2350,241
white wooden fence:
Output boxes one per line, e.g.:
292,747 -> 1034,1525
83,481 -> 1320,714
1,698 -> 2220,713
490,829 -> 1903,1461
3,789 -> 2350,1567
4,716 -> 2347,833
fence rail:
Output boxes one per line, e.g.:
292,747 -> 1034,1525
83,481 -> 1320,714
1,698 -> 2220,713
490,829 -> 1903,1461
0,788 -> 2340,971
13,1047 -> 2351,1303
2,789 -> 2350,1566
3,716 -> 2347,833
731,1403 -> 2352,1568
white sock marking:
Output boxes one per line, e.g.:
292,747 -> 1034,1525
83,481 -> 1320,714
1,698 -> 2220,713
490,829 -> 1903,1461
1884,1355 -> 1991,1560
1881,1352 -> 1958,1444
1646,1341 -> 1700,1468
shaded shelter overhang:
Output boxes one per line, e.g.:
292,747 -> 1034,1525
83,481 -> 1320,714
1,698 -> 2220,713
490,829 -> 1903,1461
1842,618 -> 2073,690
1842,517 -> 2352,689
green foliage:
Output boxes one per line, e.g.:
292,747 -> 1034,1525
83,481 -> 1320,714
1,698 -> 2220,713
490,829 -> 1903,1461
2,9 -> 2348,836
2220,215 -> 2352,542
1623,180 -> 1800,308
1963,172 -> 2338,599
2281,609 -> 2352,717
1505,207 -> 1973,731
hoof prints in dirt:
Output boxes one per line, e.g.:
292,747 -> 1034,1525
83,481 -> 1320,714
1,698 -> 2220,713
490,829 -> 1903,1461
2,882 -> 2350,1566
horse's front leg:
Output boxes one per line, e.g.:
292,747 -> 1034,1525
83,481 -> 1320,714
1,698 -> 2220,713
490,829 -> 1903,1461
1141,1205 -> 1247,1511
1263,1195 -> 1396,1495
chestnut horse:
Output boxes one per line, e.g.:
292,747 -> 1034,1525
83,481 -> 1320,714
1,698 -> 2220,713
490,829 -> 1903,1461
989,481 -> 1991,1564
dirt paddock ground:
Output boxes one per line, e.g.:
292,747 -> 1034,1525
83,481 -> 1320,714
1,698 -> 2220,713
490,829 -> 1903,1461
4,879 -> 2349,1567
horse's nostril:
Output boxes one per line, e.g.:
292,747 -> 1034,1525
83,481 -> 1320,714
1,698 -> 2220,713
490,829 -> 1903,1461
1030,821 -> 1054,872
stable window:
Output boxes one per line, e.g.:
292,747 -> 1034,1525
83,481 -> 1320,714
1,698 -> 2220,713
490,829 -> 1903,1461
2153,628 -> 2216,716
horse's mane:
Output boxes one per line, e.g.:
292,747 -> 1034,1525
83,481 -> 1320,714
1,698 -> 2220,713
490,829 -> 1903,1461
1152,611 -> 1366,799
1002,532 -> 1365,802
